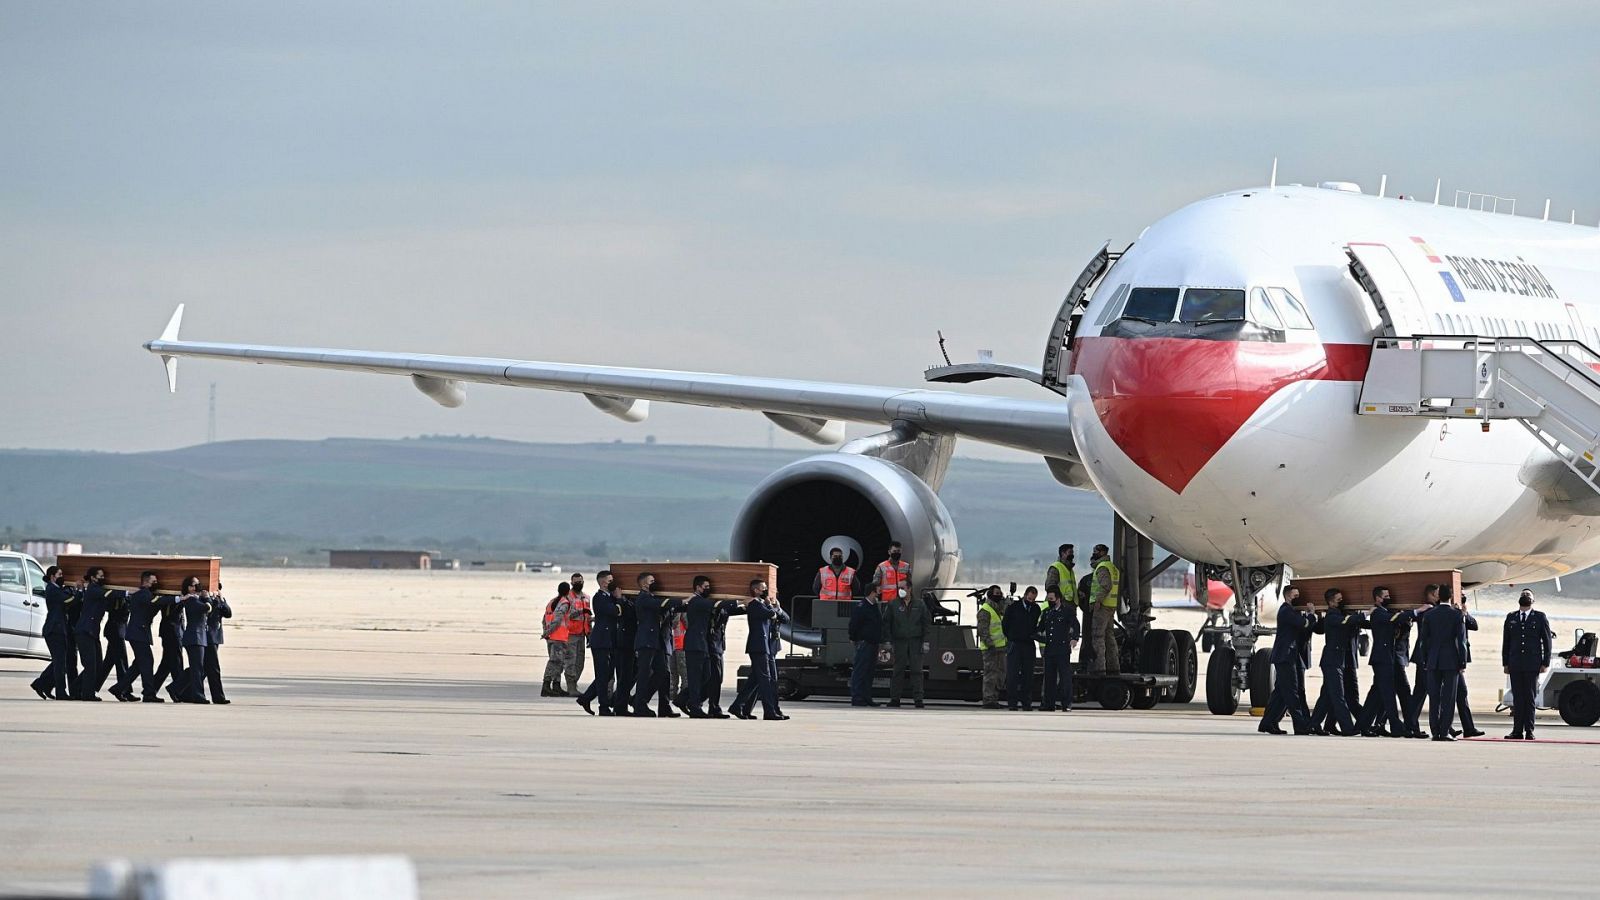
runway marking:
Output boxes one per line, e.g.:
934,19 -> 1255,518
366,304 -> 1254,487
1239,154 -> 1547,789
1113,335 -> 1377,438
1466,736 -> 1600,745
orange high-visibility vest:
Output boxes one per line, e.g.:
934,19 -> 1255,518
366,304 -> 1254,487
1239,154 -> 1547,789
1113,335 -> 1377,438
672,615 -> 686,651
566,592 -> 592,636
818,566 -> 856,602
876,560 -> 909,601
543,597 -> 570,642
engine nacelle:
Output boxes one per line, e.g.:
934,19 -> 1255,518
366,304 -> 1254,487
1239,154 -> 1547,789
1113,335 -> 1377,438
729,453 -> 960,606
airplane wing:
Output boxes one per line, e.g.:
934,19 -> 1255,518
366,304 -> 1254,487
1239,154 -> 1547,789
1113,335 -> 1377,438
144,305 -> 1079,461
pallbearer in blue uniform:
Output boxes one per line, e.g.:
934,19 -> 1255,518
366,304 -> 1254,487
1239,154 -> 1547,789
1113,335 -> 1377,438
575,570 -> 620,716
1036,588 -> 1079,712
153,587 -> 187,702
1445,586 -> 1485,738
203,584 -> 232,704
679,576 -> 742,718
1502,589 -> 1551,740
1259,586 -> 1313,735
700,583 -> 747,719
1405,584 -> 1441,737
111,571 -> 163,702
30,566 -> 79,701
739,590 -> 789,720
1361,586 -> 1407,738
1002,586 -> 1041,711
631,573 -> 684,717
72,567 -> 114,701
1313,589 -> 1364,736
96,578 -> 133,700
176,577 -> 214,704
1423,591 -> 1468,741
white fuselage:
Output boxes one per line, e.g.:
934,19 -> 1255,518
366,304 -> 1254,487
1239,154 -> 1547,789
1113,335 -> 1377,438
1061,185 -> 1600,583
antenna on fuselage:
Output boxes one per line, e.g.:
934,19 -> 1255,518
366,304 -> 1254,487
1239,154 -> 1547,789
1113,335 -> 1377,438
1378,174 -> 1388,198
1269,157 -> 1277,190
1433,179 -> 1442,205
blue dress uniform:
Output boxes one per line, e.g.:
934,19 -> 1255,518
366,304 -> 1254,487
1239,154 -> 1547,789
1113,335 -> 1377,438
631,590 -> 685,716
1036,602 -> 1080,711
738,600 -> 789,719
204,594 -> 232,703
96,588 -> 132,696
154,597 -> 186,700
1312,606 -> 1365,735
114,587 -> 169,701
1407,604 -> 1437,734
1002,596 -> 1041,710
72,583 -> 117,700
703,598 -> 744,717
1502,606 -> 1552,738
30,581 -> 80,700
1423,603 -> 1469,740
1260,601 -> 1314,734
680,594 -> 742,716
1453,610 -> 1481,735
613,595 -> 638,715
846,598 -> 884,706
576,587 -> 621,715
177,592 -> 213,703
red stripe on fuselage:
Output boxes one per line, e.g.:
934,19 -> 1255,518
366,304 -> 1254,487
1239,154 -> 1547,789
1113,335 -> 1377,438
1071,337 -> 1371,494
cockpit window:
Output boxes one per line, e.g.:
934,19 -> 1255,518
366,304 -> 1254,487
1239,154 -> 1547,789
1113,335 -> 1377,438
1179,288 -> 1246,324
1121,287 -> 1180,324
1092,283 -> 1131,328
1248,288 -> 1285,330
1269,288 -> 1315,329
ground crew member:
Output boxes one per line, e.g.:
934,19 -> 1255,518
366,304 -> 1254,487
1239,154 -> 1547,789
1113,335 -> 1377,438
866,541 -> 910,604
202,583 -> 232,704
669,611 -> 688,705
1086,545 -> 1121,676
976,585 -> 1008,709
884,582 -> 931,708
632,573 -> 685,717
1423,589 -> 1468,741
29,566 -> 78,701
176,577 -> 213,704
111,571 -> 163,702
815,547 -> 857,603
1037,588 -> 1079,712
1503,589 -> 1551,740
1449,587 -> 1485,738
576,571 -> 619,715
847,591 -> 883,707
680,576 -> 740,717
542,582 -> 573,697
1076,571 -> 1096,669
562,573 -> 590,696
1259,586 -> 1313,735
1043,544 -> 1075,607
72,567 -> 113,701
1003,586 -> 1041,710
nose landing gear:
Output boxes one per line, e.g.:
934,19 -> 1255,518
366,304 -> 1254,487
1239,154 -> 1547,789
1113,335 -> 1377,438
1200,561 -> 1282,715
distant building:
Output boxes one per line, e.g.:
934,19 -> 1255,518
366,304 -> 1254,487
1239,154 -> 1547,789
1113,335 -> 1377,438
328,550 -> 433,570
465,560 -> 527,572
23,539 -> 83,563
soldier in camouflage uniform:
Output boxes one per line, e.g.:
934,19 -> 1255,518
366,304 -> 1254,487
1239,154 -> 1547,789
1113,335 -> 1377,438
976,585 -> 1009,709
542,582 -> 573,697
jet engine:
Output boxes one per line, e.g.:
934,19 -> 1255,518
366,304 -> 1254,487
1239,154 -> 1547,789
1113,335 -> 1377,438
729,453 -> 961,613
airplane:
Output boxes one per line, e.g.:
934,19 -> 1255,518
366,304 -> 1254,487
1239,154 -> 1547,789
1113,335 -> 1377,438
143,174 -> 1600,714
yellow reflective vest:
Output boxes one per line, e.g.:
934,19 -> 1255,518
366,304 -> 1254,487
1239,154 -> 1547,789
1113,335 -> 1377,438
977,600 -> 1008,650
1093,560 -> 1121,609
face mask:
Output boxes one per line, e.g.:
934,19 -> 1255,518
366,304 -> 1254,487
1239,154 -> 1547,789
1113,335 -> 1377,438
831,558 -> 843,567
889,552 -> 901,561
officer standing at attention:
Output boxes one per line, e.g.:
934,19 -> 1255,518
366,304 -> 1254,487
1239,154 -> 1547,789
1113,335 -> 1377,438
883,580 -> 932,708
865,541 -> 911,607
72,567 -> 114,701
1362,586 -> 1408,738
1313,589 -> 1364,736
1423,588 -> 1468,741
847,589 -> 884,707
562,574 -> 590,697
1037,588 -> 1080,712
815,547 -> 857,605
1446,586 -> 1486,739
1259,586 -> 1313,734
1502,589 -> 1552,740
541,582 -> 573,697
29,566 -> 79,701
1086,545 -> 1122,676
679,575 -> 739,717
631,572 -> 685,717
176,577 -> 214,704
1003,586 -> 1041,711
111,571 -> 163,703
576,570 -> 619,716
975,585 -> 1008,709
202,582 -> 232,704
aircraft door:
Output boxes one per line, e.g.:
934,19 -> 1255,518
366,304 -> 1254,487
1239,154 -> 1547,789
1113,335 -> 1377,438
1042,243 -> 1115,394
1346,243 -> 1431,338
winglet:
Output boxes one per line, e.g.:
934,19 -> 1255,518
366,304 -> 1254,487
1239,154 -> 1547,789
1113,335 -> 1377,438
154,304 -> 184,392
160,303 -> 185,342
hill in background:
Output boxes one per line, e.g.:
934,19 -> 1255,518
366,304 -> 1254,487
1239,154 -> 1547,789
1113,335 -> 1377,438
0,436 -> 1112,570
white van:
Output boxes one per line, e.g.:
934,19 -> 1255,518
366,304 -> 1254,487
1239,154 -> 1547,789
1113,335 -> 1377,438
0,551 -> 50,660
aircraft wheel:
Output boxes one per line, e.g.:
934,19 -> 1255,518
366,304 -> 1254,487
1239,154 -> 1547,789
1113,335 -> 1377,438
1139,629 -> 1176,675
1248,648 -> 1274,710
1130,687 -> 1159,709
1098,680 -> 1132,710
1206,646 -> 1239,715
1171,631 -> 1198,703
1558,679 -> 1600,727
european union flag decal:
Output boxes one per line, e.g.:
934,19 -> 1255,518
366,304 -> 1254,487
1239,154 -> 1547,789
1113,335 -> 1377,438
1439,270 -> 1465,303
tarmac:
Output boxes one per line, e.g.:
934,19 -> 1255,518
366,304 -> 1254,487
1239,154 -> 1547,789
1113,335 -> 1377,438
3,568 -> 1599,897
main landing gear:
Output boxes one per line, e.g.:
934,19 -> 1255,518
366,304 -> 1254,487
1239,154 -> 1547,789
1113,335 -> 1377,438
1199,562 -> 1282,715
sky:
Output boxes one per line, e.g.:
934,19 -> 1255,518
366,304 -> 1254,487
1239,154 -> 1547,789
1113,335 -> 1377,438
3,2 -> 1597,458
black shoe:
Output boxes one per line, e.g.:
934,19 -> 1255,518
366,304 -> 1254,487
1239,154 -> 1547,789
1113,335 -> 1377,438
167,688 -> 180,702
540,681 -> 553,697
576,696 -> 595,715
597,706 -> 614,716
1310,727 -> 1328,736
1507,732 -> 1525,740
1463,729 -> 1485,739
687,709 -> 708,719
1432,735 -> 1455,742
914,701 -> 925,709
633,708 -> 655,717
708,711 -> 731,719
192,697 -> 210,705
660,709 -> 682,718
674,700 -> 692,716
53,692 -> 71,701
120,693 -> 141,702
143,695 -> 165,703
981,701 -> 1002,709
763,713 -> 790,720
1292,729 -> 1313,736
81,695 -> 102,701
1041,706 -> 1057,713
1361,730 -> 1381,738
1450,729 -> 1462,738
31,684 -> 49,700
887,700 -> 902,708
1407,731 -> 1429,739
733,709 -> 754,720
551,686 -> 569,697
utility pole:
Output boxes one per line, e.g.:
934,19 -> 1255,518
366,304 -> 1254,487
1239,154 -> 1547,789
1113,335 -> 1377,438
207,382 -> 217,444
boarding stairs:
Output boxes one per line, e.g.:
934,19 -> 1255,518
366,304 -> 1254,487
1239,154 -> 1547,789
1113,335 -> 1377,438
1358,336 -> 1600,492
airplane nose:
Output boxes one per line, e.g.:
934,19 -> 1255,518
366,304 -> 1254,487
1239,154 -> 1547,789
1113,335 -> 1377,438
1072,337 -> 1366,494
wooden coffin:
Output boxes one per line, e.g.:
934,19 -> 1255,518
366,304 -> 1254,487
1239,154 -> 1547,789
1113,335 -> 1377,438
1293,570 -> 1460,611
608,561 -> 777,602
55,554 -> 222,595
